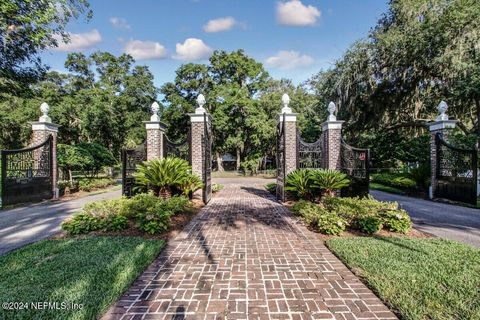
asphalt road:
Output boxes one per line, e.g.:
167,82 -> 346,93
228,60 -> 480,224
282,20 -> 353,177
0,189 -> 121,255
371,190 -> 480,248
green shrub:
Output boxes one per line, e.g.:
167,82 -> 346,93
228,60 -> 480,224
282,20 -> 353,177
135,202 -> 173,235
317,211 -> 347,235
162,195 -> 191,214
408,164 -> 431,189
134,157 -> 192,199
212,184 -> 224,193
120,193 -> 161,218
265,183 -> 276,194
381,209 -> 412,233
310,169 -> 350,197
291,200 -> 317,215
371,173 -> 416,189
285,169 -> 314,200
61,199 -> 128,235
78,178 -> 116,192
357,216 -> 382,234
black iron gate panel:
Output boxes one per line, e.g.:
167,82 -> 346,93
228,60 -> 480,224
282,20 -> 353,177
163,129 -> 190,162
121,142 -> 147,197
1,135 -> 53,207
435,133 -> 477,205
297,130 -> 323,169
202,114 -> 212,204
340,140 -> 370,197
276,114 -> 286,201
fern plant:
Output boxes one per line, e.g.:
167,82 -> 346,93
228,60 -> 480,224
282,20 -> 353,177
311,169 -> 350,197
134,157 -> 191,199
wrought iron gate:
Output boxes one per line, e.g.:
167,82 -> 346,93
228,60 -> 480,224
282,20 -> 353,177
163,129 -> 190,162
435,133 -> 477,205
202,114 -> 212,204
121,142 -> 147,197
276,114 -> 286,201
340,140 -> 370,197
1,135 -> 53,207
297,130 -> 323,169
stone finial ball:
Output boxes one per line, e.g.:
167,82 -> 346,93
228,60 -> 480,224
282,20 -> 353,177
151,101 -> 160,114
327,101 -> 336,115
282,93 -> 290,106
197,94 -> 206,107
40,102 -> 50,115
438,100 -> 448,114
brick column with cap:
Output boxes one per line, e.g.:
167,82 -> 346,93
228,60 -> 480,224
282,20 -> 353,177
143,102 -> 165,160
428,101 -> 458,199
189,94 -> 210,178
322,102 -> 344,170
30,102 -> 61,199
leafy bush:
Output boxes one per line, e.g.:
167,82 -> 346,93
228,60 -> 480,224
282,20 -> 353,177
162,195 -> 191,214
178,174 -> 203,197
78,178 -> 116,192
265,183 -> 276,194
285,169 -> 314,200
310,169 -> 350,197
380,209 -> 412,233
292,200 -> 323,226
120,193 -> 161,218
135,202 -> 173,235
408,164 -> 431,189
371,173 -> 416,189
357,216 -> 382,234
134,157 -> 192,199
61,199 -> 128,235
317,212 -> 347,235
212,184 -> 224,193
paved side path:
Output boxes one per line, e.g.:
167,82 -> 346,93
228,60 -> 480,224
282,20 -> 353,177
371,190 -> 480,248
104,185 -> 396,320
0,189 -> 121,255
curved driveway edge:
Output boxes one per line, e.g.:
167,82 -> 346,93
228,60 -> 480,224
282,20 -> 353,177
0,189 -> 122,255
371,190 -> 480,248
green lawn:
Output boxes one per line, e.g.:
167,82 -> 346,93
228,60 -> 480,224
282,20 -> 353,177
369,182 -> 406,195
327,237 -> 480,320
0,237 -> 164,320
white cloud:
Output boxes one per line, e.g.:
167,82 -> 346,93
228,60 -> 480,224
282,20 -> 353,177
203,16 -> 237,33
277,0 -> 321,26
52,29 -> 102,52
110,17 -> 131,29
266,50 -> 315,69
173,38 -> 213,61
124,40 -> 168,60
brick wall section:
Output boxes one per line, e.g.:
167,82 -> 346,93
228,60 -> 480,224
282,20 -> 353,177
146,129 -> 163,160
190,122 -> 204,178
324,128 -> 342,170
284,121 -> 297,175
429,129 -> 451,198
32,128 -> 58,199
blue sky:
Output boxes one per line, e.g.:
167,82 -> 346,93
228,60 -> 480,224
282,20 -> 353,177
42,0 -> 389,87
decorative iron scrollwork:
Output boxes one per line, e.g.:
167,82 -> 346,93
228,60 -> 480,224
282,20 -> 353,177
202,114 -> 212,204
297,131 -> 323,169
121,142 -> 147,197
340,140 -> 369,197
163,130 -> 190,161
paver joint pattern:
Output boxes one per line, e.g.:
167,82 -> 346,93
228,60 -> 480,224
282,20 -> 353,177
103,184 -> 397,320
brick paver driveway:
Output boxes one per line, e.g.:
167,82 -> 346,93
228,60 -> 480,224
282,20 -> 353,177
103,184 -> 396,320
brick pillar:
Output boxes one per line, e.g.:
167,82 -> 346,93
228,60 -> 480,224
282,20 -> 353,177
428,101 -> 458,198
276,94 -> 298,201
188,94 -> 210,178
321,102 -> 343,170
30,102 -> 61,199
143,102 -> 164,160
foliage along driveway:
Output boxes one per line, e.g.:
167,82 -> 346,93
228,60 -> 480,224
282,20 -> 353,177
0,189 -> 121,255
371,190 -> 480,248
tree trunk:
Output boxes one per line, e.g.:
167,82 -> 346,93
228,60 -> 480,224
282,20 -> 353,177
216,152 -> 224,172
475,98 -> 480,135
236,148 -> 241,171
68,169 -> 73,184
159,187 -> 171,200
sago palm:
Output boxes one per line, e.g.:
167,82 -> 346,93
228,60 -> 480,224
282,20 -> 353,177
134,157 -> 191,199
285,169 -> 314,200
178,174 -> 204,198
311,169 -> 350,197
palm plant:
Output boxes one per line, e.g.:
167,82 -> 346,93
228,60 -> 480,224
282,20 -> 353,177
134,157 -> 191,199
311,169 -> 350,197
178,174 -> 204,199
285,169 -> 314,200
